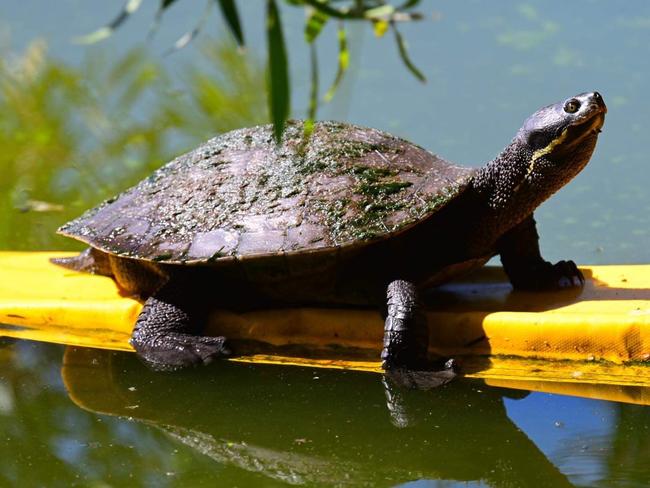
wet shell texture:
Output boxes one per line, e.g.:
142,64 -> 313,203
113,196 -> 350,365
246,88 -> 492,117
59,121 -> 474,263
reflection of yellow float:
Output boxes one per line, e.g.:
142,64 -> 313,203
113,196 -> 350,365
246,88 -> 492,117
2,251 -> 650,404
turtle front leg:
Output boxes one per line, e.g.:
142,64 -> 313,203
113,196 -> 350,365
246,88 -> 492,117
381,280 -> 429,370
130,281 -> 230,371
498,214 -> 584,291
381,279 -> 457,373
381,280 -> 456,425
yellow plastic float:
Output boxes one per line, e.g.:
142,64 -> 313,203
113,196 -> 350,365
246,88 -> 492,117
2,251 -> 650,404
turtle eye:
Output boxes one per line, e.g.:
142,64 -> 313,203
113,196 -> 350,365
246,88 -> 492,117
564,99 -> 580,113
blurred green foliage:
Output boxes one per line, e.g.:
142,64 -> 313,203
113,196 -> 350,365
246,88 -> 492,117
0,40 -> 266,250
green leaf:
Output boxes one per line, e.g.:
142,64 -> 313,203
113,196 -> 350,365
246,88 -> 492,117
324,23 -> 348,102
217,0 -> 245,47
266,0 -> 290,143
301,0 -> 423,21
304,42 -> 319,137
300,0 -> 352,19
399,0 -> 422,9
391,22 -> 426,83
73,0 -> 144,44
305,9 -> 329,43
373,19 -> 389,37
364,5 -> 395,20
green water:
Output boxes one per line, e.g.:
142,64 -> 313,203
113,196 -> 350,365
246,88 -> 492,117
1,1 -> 650,486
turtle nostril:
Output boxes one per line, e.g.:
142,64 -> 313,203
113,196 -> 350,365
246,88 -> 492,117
593,92 -> 602,100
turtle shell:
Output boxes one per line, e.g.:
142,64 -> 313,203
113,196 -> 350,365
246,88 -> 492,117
58,121 -> 475,264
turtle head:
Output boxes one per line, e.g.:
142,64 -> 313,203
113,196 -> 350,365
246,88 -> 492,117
474,92 -> 607,220
515,91 -> 607,165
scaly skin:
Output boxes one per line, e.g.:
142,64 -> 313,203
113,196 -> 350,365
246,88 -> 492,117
381,280 -> 427,370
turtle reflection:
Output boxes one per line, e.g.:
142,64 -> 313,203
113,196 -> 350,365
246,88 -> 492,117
63,347 -> 573,487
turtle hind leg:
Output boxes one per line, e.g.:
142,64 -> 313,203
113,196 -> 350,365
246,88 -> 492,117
50,247 -> 112,276
130,281 -> 230,372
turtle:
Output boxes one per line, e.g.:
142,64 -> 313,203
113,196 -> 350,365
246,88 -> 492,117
54,91 -> 607,373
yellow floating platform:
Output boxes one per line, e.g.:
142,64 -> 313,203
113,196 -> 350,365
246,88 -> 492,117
2,251 -> 650,403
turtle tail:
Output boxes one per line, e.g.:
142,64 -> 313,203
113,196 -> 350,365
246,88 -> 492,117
50,247 -> 113,277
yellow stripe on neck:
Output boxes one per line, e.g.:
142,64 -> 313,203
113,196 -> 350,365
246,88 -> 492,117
527,128 -> 568,175
514,128 -> 569,193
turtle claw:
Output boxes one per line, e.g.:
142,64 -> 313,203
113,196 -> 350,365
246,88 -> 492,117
382,360 -> 457,428
385,363 -> 458,390
553,260 -> 584,288
131,334 -> 230,372
512,259 -> 584,291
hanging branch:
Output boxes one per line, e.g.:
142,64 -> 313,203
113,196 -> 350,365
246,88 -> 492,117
73,0 -> 429,141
